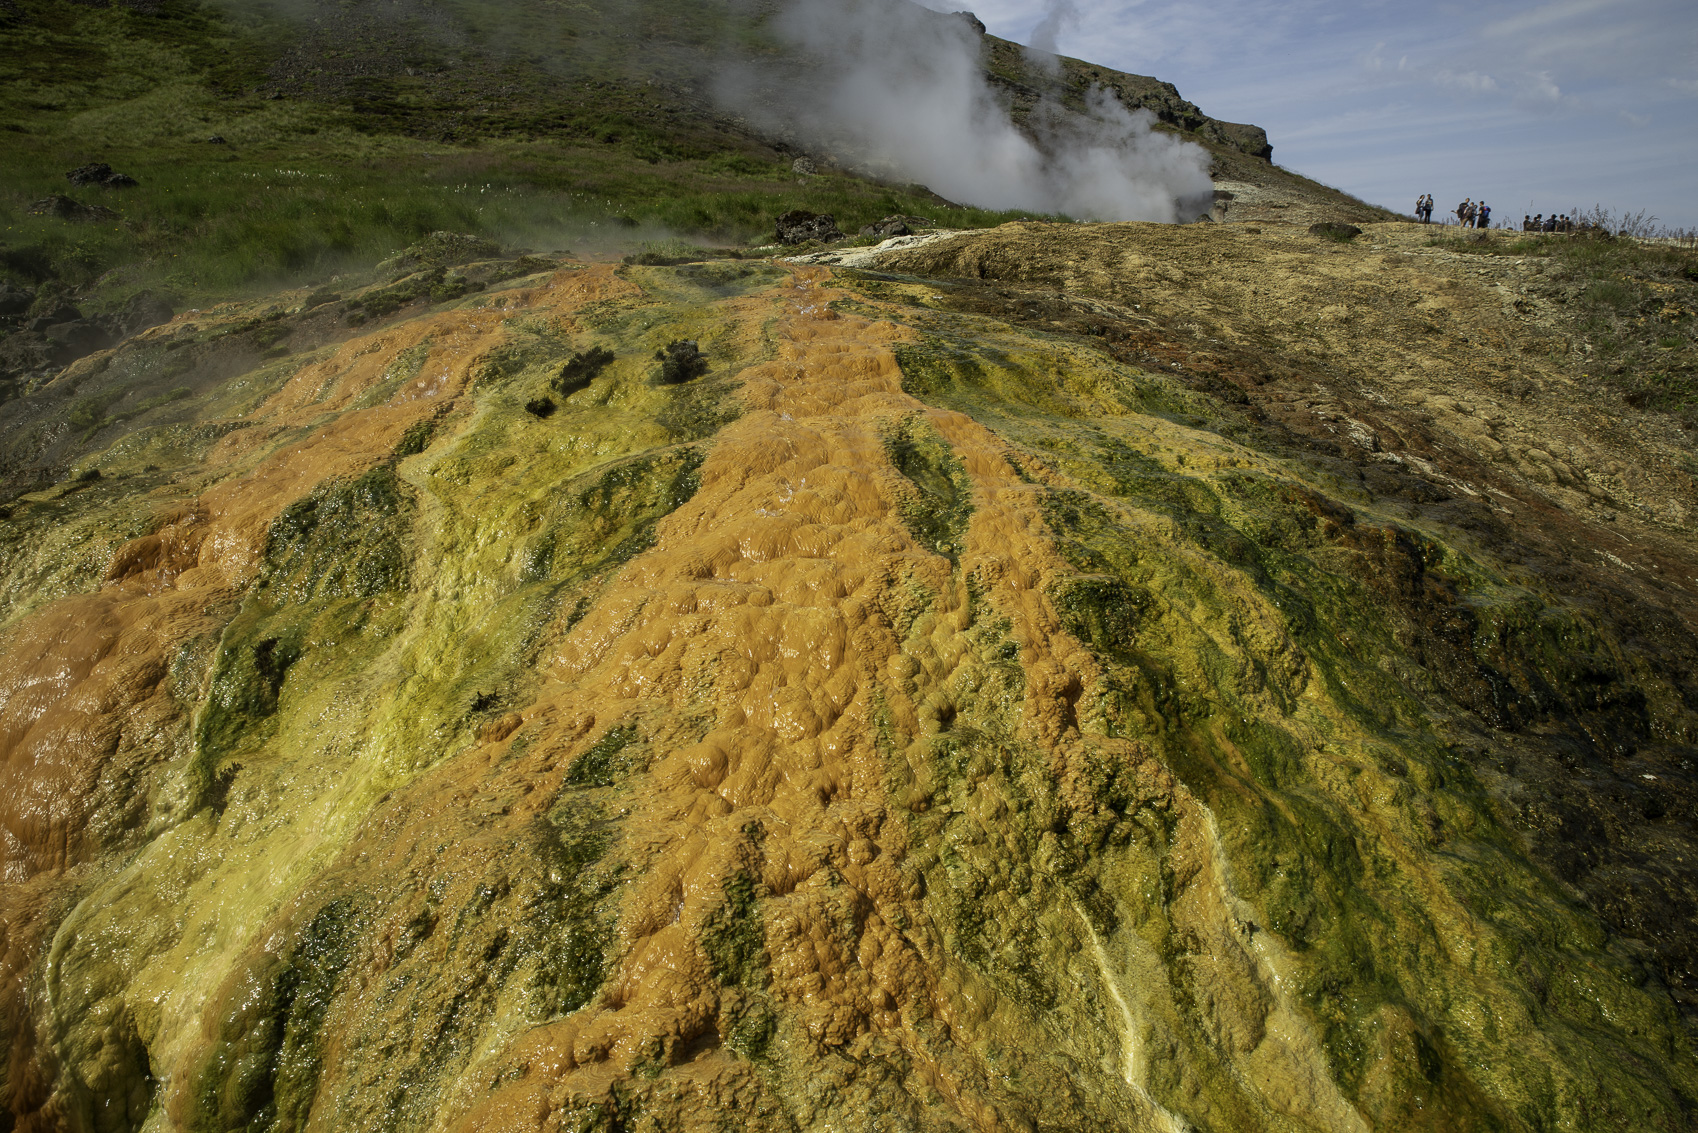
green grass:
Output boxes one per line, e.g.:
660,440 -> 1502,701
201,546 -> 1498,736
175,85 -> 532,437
0,0 -> 1056,314
0,129 -> 1033,308
1425,231 -> 1698,426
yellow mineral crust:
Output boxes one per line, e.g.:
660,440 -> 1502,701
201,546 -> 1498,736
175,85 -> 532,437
0,266 -> 633,882
2,255 -> 1693,1133
378,268 -> 1351,1131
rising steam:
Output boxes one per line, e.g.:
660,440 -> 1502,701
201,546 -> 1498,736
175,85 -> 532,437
1024,0 -> 1077,74
716,0 -> 1215,223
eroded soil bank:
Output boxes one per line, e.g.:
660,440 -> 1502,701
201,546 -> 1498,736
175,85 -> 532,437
1,229 -> 1695,1132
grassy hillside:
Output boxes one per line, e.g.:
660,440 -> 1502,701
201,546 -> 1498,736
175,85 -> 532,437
0,0 -> 1386,324
0,0 -> 1008,304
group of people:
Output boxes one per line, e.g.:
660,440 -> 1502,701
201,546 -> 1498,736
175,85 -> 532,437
1412,195 -> 1491,227
1459,198 -> 1492,228
1412,194 -> 1579,233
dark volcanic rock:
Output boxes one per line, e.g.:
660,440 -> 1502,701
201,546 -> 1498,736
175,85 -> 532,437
951,10 -> 986,34
28,304 -> 83,331
107,290 -> 174,338
860,217 -> 913,240
66,162 -> 138,188
44,319 -> 117,360
27,195 -> 119,222
775,209 -> 843,246
0,283 -> 33,317
0,331 -> 55,385
1212,120 -> 1273,162
66,162 -> 116,186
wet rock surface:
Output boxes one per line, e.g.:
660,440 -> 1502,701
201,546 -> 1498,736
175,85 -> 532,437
0,234 -> 1694,1133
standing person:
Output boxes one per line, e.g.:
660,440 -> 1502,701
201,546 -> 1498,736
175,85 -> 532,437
1465,201 -> 1478,228
1414,194 -> 1424,221
1523,214 -> 1532,231
1456,199 -> 1469,226
1478,201 -> 1491,229
1420,194 -> 1433,222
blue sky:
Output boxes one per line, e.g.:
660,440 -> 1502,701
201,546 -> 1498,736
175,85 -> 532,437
958,0 -> 1698,228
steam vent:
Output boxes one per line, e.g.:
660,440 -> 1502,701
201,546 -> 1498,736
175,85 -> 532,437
3,233 -> 1698,1133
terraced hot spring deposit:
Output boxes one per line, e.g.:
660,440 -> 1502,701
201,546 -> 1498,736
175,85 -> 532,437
2,227 -> 1696,1132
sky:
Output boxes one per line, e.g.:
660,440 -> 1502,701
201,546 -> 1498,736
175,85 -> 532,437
953,0 -> 1698,229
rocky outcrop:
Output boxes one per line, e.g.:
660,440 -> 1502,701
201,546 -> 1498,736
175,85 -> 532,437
982,39 -> 1276,164
860,216 -> 922,239
0,282 -> 32,316
65,162 -> 138,188
774,209 -> 843,245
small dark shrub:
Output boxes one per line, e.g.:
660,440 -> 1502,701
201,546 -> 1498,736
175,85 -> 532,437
656,340 -> 708,384
553,346 -> 615,397
1309,222 -> 1362,242
524,396 -> 556,418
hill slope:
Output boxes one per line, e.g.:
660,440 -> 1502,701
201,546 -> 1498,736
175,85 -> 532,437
0,0 -> 1386,345
0,218 -> 1695,1131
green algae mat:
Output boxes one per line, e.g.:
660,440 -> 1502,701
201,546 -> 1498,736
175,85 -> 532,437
0,248 -> 1695,1133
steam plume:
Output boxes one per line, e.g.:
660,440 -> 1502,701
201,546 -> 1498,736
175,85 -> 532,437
1025,0 -> 1077,74
716,0 -> 1214,223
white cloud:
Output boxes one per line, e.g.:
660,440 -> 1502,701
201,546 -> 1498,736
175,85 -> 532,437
1434,69 -> 1499,94
1480,0 -> 1622,40
1514,69 -> 1567,108
948,0 -> 1698,227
